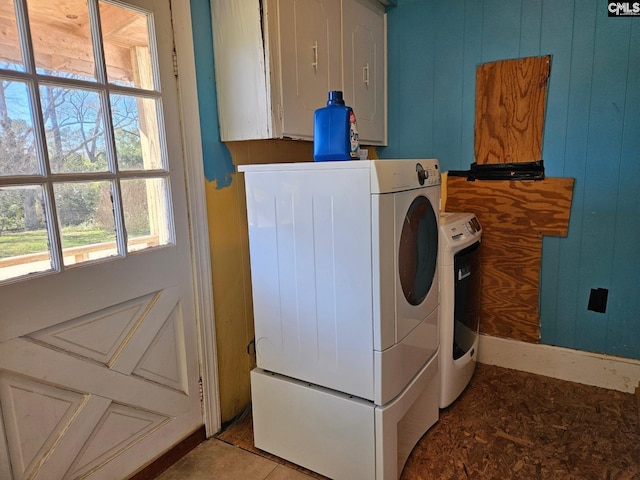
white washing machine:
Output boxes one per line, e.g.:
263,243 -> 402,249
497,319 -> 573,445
239,159 -> 441,480
438,212 -> 482,408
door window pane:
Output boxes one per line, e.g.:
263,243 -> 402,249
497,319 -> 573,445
54,181 -> 118,265
27,0 -> 97,81
0,0 -> 25,71
111,94 -> 163,170
40,85 -> 108,174
100,1 -> 154,89
0,78 -> 38,176
121,177 -> 169,252
0,185 -> 51,281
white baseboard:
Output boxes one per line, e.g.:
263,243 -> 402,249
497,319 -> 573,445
478,335 -> 640,393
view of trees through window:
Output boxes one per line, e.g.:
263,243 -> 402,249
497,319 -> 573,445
0,80 -> 145,231
0,0 -> 173,283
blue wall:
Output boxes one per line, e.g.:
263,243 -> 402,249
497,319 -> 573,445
190,0 -> 233,187
382,0 -> 640,359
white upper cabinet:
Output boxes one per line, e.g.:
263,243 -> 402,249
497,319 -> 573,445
342,0 -> 387,145
210,2 -> 270,141
211,0 -> 387,145
276,0 -> 343,139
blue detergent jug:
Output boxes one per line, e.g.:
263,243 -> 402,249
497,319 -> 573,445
313,91 -> 359,161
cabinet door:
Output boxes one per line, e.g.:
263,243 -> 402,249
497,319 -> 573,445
343,0 -> 387,145
277,0 -> 342,139
213,1 -> 273,141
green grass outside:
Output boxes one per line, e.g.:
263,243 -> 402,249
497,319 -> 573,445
0,227 -> 115,259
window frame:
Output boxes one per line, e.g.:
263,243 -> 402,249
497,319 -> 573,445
0,0 -> 175,283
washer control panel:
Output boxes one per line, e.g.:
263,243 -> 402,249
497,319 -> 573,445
464,216 -> 482,234
439,212 -> 482,248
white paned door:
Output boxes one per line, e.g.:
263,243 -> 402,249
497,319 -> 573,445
0,1 -> 203,479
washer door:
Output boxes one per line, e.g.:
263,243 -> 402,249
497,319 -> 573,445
396,188 -> 439,341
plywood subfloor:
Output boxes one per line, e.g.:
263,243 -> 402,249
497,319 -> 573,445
216,364 -> 640,479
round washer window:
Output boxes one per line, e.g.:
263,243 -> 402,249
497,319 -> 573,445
398,195 -> 438,306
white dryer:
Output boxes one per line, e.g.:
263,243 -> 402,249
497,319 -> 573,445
438,212 -> 482,408
240,159 -> 441,480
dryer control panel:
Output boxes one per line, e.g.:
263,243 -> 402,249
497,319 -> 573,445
370,159 -> 440,193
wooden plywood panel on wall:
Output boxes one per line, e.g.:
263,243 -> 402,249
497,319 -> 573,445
475,56 -> 551,165
445,176 -> 574,236
445,176 -> 574,342
480,231 -> 543,342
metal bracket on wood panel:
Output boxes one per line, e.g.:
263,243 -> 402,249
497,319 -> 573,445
247,338 -> 256,355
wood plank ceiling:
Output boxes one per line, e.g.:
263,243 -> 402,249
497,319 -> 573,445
0,0 -> 147,83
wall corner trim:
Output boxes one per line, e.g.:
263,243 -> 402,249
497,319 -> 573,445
478,335 -> 640,393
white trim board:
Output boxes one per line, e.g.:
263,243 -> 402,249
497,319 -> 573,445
478,335 -> 640,394
171,1 -> 221,436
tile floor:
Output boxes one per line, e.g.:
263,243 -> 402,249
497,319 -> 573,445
156,438 -> 315,480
